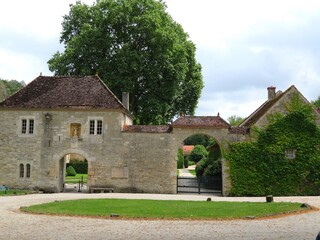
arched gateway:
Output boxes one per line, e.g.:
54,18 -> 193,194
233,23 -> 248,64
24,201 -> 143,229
0,76 -> 311,195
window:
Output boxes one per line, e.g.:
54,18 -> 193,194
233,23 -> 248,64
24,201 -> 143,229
21,118 -> 34,134
19,164 -> 24,178
89,119 -> 103,135
19,163 -> 31,178
26,164 -> 31,178
285,149 -> 296,159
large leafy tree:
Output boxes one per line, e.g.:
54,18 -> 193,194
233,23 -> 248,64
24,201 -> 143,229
228,115 -> 244,126
0,78 -> 25,101
48,0 -> 203,124
311,96 -> 320,108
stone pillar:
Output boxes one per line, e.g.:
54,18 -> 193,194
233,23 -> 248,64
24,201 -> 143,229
221,158 -> 231,196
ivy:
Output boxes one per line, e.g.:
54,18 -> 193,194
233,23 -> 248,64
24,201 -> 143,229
228,95 -> 320,196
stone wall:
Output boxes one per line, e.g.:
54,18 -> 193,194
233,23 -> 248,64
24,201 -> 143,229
0,109 -> 244,195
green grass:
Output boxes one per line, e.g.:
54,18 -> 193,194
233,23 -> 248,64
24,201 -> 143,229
189,169 -> 196,176
65,174 -> 87,184
20,199 -> 305,219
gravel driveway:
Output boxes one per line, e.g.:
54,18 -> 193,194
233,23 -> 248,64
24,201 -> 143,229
1,193 -> 319,240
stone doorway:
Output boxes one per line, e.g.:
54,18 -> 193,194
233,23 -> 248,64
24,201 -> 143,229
58,152 -> 89,193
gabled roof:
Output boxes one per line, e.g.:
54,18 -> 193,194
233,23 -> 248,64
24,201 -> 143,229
0,75 -> 128,111
239,85 -> 309,128
172,115 -> 231,129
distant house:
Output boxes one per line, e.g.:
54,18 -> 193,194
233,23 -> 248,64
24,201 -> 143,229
182,145 -> 194,156
239,85 -> 320,128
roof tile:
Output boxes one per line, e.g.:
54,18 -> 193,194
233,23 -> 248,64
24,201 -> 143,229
123,125 -> 171,133
0,75 -> 126,110
171,116 -> 230,128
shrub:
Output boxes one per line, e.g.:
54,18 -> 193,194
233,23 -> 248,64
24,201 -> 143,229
183,157 -> 188,168
188,145 -> 208,163
195,158 -> 206,177
67,159 -> 88,174
177,149 -> 184,169
66,165 -> 77,176
188,160 -> 195,166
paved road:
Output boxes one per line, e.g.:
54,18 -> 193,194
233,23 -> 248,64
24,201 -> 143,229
178,165 -> 195,177
1,193 -> 320,240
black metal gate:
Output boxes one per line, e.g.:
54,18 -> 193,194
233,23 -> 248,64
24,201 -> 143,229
177,175 -> 222,194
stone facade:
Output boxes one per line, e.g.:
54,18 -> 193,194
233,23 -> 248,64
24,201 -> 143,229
0,77 -> 316,196
0,108 -> 243,195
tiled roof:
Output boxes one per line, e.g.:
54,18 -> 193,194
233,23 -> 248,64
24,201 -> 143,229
183,145 -> 194,155
123,125 -> 172,133
0,75 -> 126,110
171,116 -> 230,128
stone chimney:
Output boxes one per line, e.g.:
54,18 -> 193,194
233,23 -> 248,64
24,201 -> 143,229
122,92 -> 129,110
267,86 -> 276,100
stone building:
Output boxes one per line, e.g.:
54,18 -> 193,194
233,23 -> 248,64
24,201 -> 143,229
0,75 -> 316,195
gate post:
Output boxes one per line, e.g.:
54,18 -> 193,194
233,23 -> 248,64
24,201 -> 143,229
198,177 -> 201,194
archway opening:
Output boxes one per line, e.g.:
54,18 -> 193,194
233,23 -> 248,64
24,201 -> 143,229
59,153 -> 89,193
177,133 -> 222,194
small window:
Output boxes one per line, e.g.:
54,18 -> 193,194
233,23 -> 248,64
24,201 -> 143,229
285,149 -> 296,159
26,164 -> 31,178
97,120 -> 102,134
89,119 -> 103,135
21,119 -> 27,134
21,118 -> 35,135
29,119 -> 34,134
89,120 -> 95,135
19,164 -> 24,178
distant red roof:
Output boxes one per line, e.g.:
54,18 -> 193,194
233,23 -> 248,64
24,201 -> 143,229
123,125 -> 171,133
0,75 -> 127,110
172,116 -> 230,128
183,145 -> 194,155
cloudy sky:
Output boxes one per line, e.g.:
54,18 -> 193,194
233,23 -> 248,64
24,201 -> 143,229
1,0 -> 320,120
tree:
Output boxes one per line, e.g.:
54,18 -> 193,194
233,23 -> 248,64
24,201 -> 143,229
0,81 -> 8,101
311,96 -> 320,108
48,0 -> 203,124
0,79 -> 25,101
183,134 -> 216,149
228,115 -> 244,126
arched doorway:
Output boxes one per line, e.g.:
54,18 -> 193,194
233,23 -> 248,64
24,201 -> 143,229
57,150 -> 91,193
177,133 -> 222,194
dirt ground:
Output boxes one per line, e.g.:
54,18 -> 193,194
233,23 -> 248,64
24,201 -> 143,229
1,193 -> 320,240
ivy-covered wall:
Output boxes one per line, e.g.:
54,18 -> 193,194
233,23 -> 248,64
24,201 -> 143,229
228,100 -> 320,196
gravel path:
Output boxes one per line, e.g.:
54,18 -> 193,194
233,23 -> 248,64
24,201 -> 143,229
1,193 -> 320,240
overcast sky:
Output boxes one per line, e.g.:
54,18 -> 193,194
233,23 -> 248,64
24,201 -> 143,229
1,0 -> 320,120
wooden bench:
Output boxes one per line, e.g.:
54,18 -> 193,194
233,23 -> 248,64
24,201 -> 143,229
90,187 -> 114,193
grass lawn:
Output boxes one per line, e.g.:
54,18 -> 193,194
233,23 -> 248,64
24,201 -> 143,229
189,169 -> 196,176
65,174 -> 87,184
20,199 -> 305,220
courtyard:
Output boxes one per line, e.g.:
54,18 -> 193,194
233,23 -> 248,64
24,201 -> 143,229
1,193 -> 320,240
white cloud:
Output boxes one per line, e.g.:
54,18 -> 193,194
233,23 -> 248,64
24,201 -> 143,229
0,47 -> 49,81
1,0 -> 320,117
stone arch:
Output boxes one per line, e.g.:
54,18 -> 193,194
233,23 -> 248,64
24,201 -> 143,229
54,149 -> 93,192
172,128 -> 231,196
